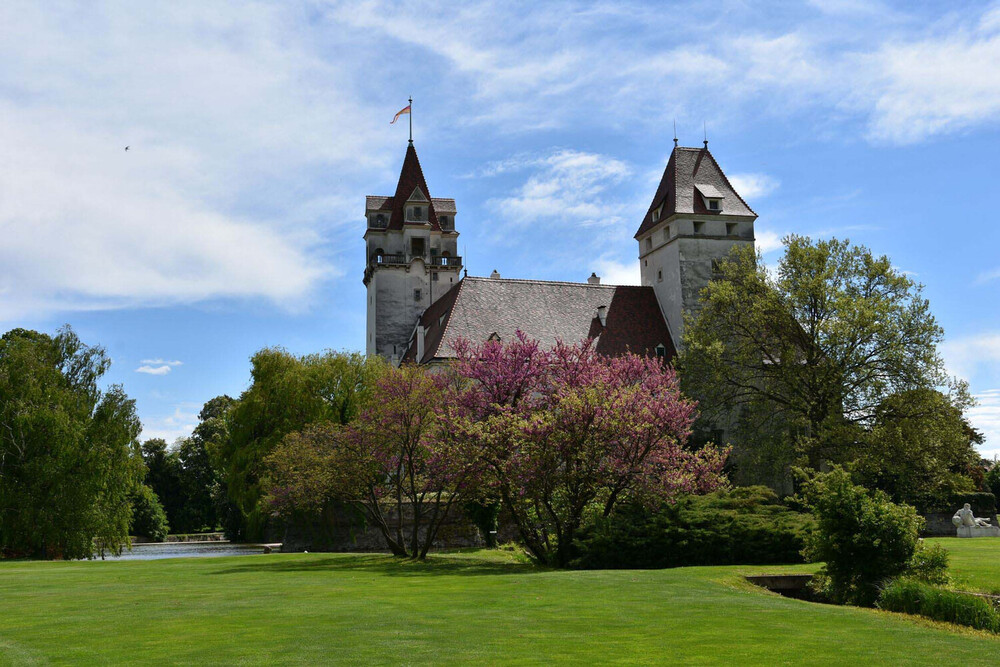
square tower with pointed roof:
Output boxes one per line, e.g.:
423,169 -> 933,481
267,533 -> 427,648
634,144 -> 757,349
363,143 -> 462,361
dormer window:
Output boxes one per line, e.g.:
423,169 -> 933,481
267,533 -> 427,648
439,215 -> 452,230
655,344 -> 667,359
652,205 -> 662,222
695,184 -> 725,213
412,206 -> 423,221
372,213 -> 387,228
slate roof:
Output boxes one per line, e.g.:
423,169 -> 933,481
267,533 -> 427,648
634,146 -> 756,239
402,277 -> 675,364
365,143 -> 445,232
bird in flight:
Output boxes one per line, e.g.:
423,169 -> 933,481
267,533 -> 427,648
125,146 -> 130,151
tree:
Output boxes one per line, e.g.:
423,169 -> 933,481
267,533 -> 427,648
140,438 -> 185,530
267,365 -> 467,559
446,333 -> 728,567
851,389 -> 981,510
0,327 -> 145,559
220,349 -> 385,540
681,236 -> 960,477
801,467 -> 925,606
129,484 -> 170,541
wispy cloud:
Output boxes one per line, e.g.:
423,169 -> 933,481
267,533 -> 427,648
969,389 -> 1000,458
729,173 -> 781,201
941,332 -> 1000,386
135,365 -> 173,376
754,229 -> 785,254
976,268 -> 1000,285
140,403 -> 201,444
141,359 -> 183,367
488,149 -> 632,229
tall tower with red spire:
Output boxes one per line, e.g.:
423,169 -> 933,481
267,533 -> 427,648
363,143 -> 462,362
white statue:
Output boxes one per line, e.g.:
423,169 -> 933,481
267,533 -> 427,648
952,503 -> 1000,537
952,503 -> 992,528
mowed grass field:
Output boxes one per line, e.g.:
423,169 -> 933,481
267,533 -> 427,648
1,541 -> 998,665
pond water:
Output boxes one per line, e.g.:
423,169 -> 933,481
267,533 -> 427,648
97,541 -> 275,561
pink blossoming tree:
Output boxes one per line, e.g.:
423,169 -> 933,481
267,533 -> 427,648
445,332 -> 729,567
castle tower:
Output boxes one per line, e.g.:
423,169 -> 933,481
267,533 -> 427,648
363,143 -> 462,362
634,144 -> 757,349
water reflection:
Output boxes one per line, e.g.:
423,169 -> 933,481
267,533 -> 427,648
100,541 -> 275,560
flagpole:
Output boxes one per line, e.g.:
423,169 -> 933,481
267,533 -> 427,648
408,96 -> 413,143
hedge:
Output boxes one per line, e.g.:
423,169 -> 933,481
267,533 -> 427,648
879,579 -> 1000,633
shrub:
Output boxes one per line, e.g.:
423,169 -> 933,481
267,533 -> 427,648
907,541 -> 950,586
878,579 -> 1000,633
571,486 -> 813,569
801,467 -> 923,606
129,484 -> 170,542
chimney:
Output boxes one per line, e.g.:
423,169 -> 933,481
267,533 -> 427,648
490,269 -> 501,279
588,272 -> 601,285
596,305 -> 607,327
416,325 -> 425,361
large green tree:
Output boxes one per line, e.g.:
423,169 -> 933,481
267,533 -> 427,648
0,327 -> 145,559
680,236 -> 965,484
219,349 -> 385,540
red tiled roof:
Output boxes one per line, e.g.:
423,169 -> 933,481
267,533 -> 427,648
634,146 -> 757,239
383,143 -> 442,232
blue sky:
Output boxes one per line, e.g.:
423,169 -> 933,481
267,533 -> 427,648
1,0 -> 998,454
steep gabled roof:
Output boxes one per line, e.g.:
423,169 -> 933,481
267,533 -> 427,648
634,146 -> 757,238
403,277 -> 675,363
366,143 -> 444,232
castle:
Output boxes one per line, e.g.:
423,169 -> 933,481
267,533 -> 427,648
363,139 -> 757,364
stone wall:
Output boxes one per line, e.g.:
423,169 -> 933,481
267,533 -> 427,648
281,501 -> 487,553
922,511 -> 1000,537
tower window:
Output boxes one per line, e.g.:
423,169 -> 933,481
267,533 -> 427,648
412,206 -> 423,220
708,199 -> 721,211
645,238 -> 652,252
657,269 -> 663,282
432,273 -> 439,281
439,215 -> 453,230
664,226 -> 671,241
726,222 -> 737,236
373,213 -> 386,228
411,237 -> 426,257
694,221 -> 705,235
414,288 -> 422,301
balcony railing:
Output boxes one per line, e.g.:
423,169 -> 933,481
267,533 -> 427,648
369,254 -> 463,268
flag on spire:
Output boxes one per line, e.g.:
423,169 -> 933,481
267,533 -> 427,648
390,104 -> 411,125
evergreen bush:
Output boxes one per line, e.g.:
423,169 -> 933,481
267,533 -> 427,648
571,486 -> 813,569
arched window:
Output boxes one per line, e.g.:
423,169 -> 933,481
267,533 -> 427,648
373,247 -> 385,264
374,213 -> 386,227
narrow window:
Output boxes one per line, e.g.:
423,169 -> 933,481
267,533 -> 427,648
726,222 -> 737,236
645,238 -> 652,252
657,269 -> 663,282
655,344 -> 666,359
432,273 -> 439,281
664,226 -> 671,241
411,237 -> 426,256
414,288 -> 422,301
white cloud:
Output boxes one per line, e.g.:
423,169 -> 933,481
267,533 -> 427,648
141,403 -> 200,444
141,359 -> 183,367
592,256 -> 641,286
863,13 -> 1000,144
970,389 -> 1000,458
976,268 -> 1000,285
135,365 -> 173,376
754,229 -> 785,254
729,173 -> 780,201
941,332 -> 1000,386
0,1 -> 388,321
489,150 -> 632,228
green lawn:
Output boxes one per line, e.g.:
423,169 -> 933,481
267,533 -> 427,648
929,537 -> 1000,595
1,545 -> 999,665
